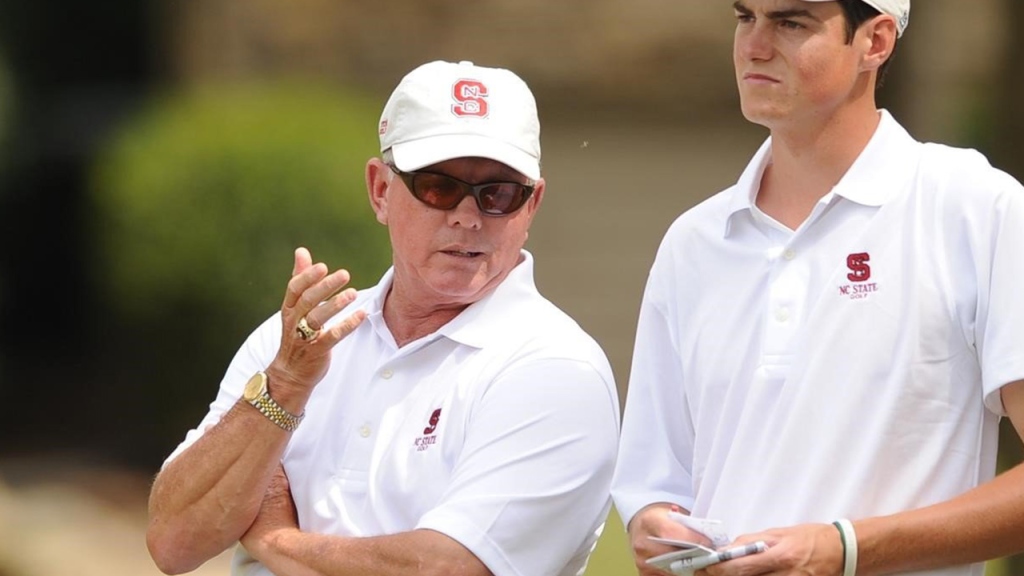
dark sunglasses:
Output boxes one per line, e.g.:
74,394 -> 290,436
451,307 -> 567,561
388,165 -> 535,216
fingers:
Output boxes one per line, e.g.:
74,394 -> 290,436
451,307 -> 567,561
305,287 -> 358,330
317,309 -> 368,347
284,308 -> 365,357
292,247 -> 312,277
283,258 -> 353,317
298,269 -> 353,323
290,271 -> 355,340
284,261 -> 328,310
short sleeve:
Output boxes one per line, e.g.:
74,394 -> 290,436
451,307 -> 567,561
415,358 -> 619,576
611,239 -> 697,528
977,170 -> 1024,415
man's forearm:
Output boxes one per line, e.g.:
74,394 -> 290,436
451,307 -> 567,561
147,401 -> 292,574
857,382 -> 1024,575
855,461 -> 1024,575
249,528 -> 491,576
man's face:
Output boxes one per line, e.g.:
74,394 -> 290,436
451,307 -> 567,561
371,156 -> 544,311
732,0 -> 867,128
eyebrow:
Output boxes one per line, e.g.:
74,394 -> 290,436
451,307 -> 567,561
732,1 -> 823,23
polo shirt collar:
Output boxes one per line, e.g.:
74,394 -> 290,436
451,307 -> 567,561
363,267 -> 397,349
437,250 -> 539,349
830,110 -> 917,206
724,137 -> 772,235
723,110 -> 918,236
363,250 -> 540,351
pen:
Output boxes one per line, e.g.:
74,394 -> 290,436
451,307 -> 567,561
671,541 -> 769,573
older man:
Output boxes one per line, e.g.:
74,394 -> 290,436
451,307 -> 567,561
147,60 -> 619,576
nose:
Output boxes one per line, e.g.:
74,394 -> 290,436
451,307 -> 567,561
446,195 -> 483,230
736,21 -> 773,62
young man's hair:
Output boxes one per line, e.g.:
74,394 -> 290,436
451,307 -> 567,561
837,0 -> 897,86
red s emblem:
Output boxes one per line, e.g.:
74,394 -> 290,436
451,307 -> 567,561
452,80 -> 489,118
846,253 -> 871,282
423,408 -> 442,435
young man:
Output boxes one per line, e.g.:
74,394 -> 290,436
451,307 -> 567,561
146,60 -> 620,576
612,1 -> 1024,575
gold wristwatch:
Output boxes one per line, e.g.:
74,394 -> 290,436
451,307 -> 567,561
243,371 -> 304,432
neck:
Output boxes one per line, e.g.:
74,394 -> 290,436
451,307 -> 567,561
756,103 -> 881,230
381,287 -> 467,348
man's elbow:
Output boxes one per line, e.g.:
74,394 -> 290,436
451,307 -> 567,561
421,554 -> 493,576
147,521 -> 207,575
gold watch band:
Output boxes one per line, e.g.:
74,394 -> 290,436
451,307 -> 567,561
250,391 -> 304,432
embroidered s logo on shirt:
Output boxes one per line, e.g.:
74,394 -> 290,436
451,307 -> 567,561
838,252 -> 880,300
846,253 -> 871,282
414,408 -> 442,452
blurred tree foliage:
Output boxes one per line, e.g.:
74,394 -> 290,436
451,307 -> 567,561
87,83 -> 393,464
91,82 -> 392,329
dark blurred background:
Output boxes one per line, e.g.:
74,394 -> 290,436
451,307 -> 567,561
0,0 -> 1022,574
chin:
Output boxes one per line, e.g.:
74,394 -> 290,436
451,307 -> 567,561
427,275 -> 495,304
740,103 -> 787,128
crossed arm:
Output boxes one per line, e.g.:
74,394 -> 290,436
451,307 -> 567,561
146,398 -> 489,576
146,400 -> 289,573
236,464 -> 488,576
146,248 -> 489,576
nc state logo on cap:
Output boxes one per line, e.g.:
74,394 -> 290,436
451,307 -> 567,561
451,79 -> 489,118
379,119 -> 389,135
377,60 -> 541,179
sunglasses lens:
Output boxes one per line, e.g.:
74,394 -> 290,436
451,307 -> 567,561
478,184 -> 529,215
411,173 -> 464,209
401,169 -> 533,215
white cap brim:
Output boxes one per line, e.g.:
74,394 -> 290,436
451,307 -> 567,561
801,0 -> 909,36
391,134 -> 541,180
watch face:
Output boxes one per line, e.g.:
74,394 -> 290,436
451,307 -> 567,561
243,372 -> 267,401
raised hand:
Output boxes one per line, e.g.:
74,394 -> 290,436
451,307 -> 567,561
265,247 -> 368,411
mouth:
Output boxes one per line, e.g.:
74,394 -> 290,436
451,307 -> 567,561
743,73 -> 779,83
441,249 -> 485,258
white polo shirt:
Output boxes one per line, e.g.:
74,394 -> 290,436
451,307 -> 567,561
612,112 -> 1024,576
167,251 -> 620,576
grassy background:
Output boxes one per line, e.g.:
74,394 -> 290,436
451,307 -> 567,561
586,509 -> 635,575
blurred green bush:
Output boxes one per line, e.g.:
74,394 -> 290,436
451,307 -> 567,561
91,82 -> 392,329
86,82 -> 393,463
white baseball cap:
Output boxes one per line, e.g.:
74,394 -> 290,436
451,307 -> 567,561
378,60 -> 541,180
804,0 -> 910,37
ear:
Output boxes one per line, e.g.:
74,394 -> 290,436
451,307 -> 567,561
518,177 -> 545,243
366,158 -> 391,226
858,15 -> 898,75
524,177 -> 546,217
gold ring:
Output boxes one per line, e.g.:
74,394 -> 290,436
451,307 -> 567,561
296,316 -> 318,341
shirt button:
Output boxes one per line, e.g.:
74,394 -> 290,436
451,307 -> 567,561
775,307 -> 790,322
783,249 -> 796,261
359,425 -> 372,438
381,369 -> 394,379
